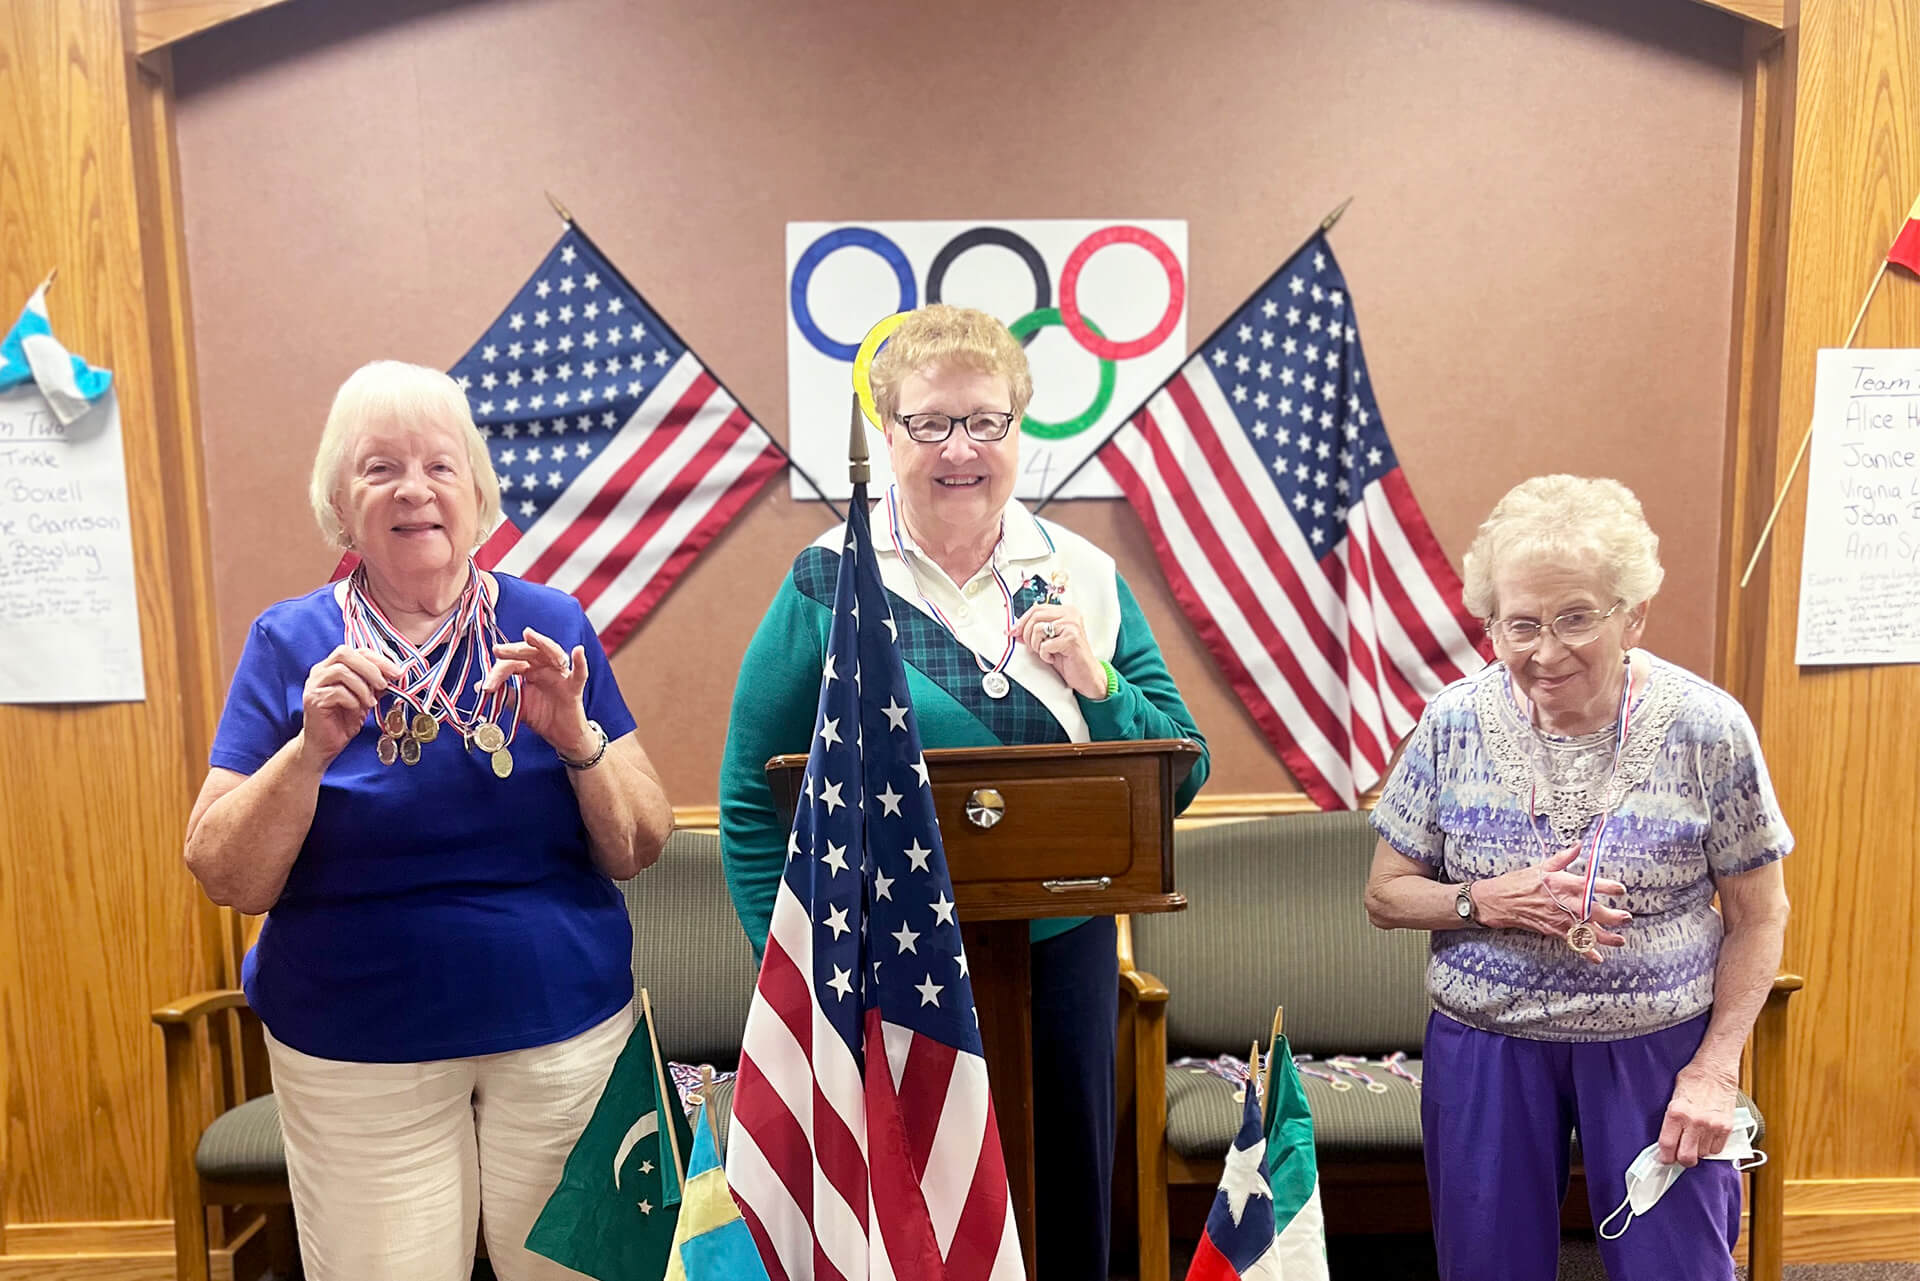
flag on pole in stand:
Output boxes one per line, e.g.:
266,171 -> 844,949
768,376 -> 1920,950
524,991 -> 694,1280
724,473 -> 1024,1280
1185,1045 -> 1283,1281
333,225 -> 787,654
1886,191 -> 1920,275
1261,1024 -> 1328,1279
1094,229 -> 1489,808
664,1080 -> 770,1281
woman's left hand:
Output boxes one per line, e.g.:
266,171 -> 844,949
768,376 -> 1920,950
1012,604 -> 1106,699
1658,1063 -> 1739,1166
482,627 -> 596,759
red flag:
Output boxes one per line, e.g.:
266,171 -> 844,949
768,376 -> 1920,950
1887,192 -> 1920,275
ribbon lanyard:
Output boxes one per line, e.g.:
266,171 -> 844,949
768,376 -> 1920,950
343,563 -> 476,717
1526,659 -> 1636,924
884,485 -> 1018,679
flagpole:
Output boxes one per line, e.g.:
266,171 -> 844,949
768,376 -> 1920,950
849,390 -> 870,488
1031,197 -> 1355,515
640,988 -> 687,1187
1737,259 -> 1891,588
544,194 -> 847,521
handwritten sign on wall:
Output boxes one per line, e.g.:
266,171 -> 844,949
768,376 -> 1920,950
1796,348 -> 1920,666
0,387 -> 146,702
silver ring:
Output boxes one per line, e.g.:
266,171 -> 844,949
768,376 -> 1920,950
1041,621 -> 1058,640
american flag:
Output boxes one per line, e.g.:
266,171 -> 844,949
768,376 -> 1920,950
725,487 -> 1023,1281
452,227 -> 782,651
1097,231 -> 1489,809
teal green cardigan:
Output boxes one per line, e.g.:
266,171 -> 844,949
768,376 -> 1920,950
718,551 -> 1209,958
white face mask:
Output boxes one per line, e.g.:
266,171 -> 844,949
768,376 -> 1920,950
1597,1107 -> 1765,1240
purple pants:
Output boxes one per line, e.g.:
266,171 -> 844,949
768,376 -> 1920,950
1421,1010 -> 1742,1281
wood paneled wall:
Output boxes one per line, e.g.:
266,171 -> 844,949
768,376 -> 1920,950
1718,0 -> 1920,1259
0,0 -> 231,1273
1,0 -> 1916,1274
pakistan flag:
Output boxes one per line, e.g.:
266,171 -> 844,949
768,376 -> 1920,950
526,999 -> 696,1279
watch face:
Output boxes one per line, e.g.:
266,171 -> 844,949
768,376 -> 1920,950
1456,893 -> 1472,918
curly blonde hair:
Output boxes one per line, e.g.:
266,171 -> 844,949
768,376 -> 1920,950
1461,475 -> 1665,618
308,360 -> 501,550
868,304 -> 1034,426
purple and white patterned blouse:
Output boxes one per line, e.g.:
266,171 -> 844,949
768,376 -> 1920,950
1371,652 -> 1792,1042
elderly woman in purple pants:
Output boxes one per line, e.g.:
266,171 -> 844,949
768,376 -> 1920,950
1363,475 -> 1792,1281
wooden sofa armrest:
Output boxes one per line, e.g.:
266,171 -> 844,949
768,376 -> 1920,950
1115,916 -> 1172,1281
152,989 -> 251,1026
1747,973 -> 1803,1281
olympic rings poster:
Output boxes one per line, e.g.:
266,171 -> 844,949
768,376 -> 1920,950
785,220 -> 1188,500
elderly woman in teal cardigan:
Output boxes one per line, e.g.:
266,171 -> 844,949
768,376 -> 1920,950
719,304 -> 1208,1281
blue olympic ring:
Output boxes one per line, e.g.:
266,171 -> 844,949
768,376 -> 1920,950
790,228 -> 917,361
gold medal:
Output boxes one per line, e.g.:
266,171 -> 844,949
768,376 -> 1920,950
490,747 -> 514,778
411,713 -> 439,744
376,735 -> 399,766
382,703 -> 407,736
399,736 -> 422,766
474,722 -> 506,753
1567,922 -> 1599,953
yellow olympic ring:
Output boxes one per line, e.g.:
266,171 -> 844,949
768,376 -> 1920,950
852,311 -> 910,430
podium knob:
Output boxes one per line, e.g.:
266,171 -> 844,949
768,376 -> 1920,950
964,788 -> 1005,829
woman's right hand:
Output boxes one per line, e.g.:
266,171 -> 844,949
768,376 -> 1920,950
1477,845 -> 1632,963
299,646 -> 400,766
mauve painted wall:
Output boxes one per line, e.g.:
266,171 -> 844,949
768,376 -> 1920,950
171,0 -> 1745,803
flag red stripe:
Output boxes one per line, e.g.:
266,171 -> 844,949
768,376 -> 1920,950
811,1077 -> 870,1235
944,1100 -> 1014,1281
1164,376 -> 1350,674
1889,217 -> 1920,275
1100,432 -> 1350,810
1184,1230 -> 1240,1281
1326,527 -> 1399,769
1363,503 -> 1467,699
863,1012 -> 954,1277
1134,405 -> 1354,764
521,371 -> 719,581
1380,468 -> 1489,665
592,439 -> 782,653
1333,512 -> 1426,728
733,1199 -> 793,1281
896,1034 -> 958,1178
731,1052 -> 817,1230
573,404 -> 753,608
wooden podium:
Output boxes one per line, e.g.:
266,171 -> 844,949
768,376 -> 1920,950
769,737 -> 1199,1278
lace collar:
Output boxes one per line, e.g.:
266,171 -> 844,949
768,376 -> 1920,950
1472,652 -> 1684,844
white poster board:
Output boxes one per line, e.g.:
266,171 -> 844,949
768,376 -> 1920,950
0,386 -> 147,702
1794,347 -> 1920,665
785,219 -> 1188,501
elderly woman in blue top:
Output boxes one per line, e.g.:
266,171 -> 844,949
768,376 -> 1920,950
1364,475 -> 1791,1281
720,304 -> 1207,1280
183,360 -> 672,1281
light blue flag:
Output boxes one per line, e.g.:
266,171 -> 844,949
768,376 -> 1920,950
665,1099 -> 770,1281
1,285 -> 112,423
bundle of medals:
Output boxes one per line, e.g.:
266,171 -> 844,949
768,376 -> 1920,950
342,561 -> 522,779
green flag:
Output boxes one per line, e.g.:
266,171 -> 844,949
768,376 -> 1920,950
1263,1032 -> 1330,1279
526,998 -> 696,1280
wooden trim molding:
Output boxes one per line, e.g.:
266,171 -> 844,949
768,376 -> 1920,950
132,0 -> 296,55
1686,0 -> 1787,29
670,791 -> 1376,833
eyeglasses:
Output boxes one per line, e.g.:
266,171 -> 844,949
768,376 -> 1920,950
1487,602 -> 1624,651
895,411 -> 1016,443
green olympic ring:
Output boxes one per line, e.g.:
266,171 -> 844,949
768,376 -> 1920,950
1006,308 -> 1117,440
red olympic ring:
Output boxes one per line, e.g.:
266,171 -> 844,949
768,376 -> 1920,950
1057,225 -> 1186,361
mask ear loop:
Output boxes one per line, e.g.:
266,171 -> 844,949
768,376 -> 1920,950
1735,1149 -> 1769,1173
1597,1194 -> 1637,1241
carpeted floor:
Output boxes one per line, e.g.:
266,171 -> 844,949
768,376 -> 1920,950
1148,1233 -> 1920,1280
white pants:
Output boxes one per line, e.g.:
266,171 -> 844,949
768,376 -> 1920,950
264,1007 -> 631,1281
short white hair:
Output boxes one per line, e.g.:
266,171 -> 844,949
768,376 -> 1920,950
1461,475 -> 1665,618
308,360 -> 501,550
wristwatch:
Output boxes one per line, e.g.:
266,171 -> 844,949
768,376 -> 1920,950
1454,881 -> 1483,927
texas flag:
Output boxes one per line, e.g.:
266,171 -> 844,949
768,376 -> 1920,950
1185,1066 -> 1283,1281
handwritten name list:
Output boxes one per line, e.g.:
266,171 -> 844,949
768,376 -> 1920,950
0,387 -> 146,702
1796,349 -> 1920,666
